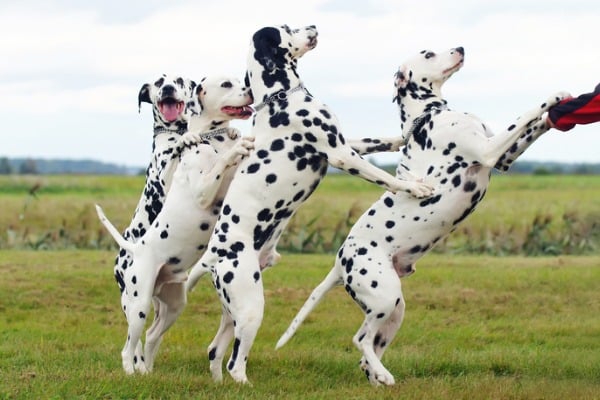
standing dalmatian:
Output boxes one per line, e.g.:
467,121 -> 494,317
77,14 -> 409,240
113,75 -> 198,289
185,25 -> 433,384
97,76 -> 255,374
277,47 -> 569,385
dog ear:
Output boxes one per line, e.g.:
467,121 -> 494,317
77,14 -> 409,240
252,27 -> 282,71
138,83 -> 152,112
195,81 -> 205,110
392,65 -> 410,103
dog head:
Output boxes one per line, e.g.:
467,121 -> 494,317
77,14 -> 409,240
187,76 -> 253,134
195,76 -> 253,123
393,47 -> 464,104
138,74 -> 197,133
246,24 -> 318,93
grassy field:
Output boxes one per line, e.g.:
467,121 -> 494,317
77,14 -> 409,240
1,173 -> 599,254
0,174 -> 599,398
0,251 -> 599,399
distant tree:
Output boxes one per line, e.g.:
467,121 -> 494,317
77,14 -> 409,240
19,159 -> 39,174
0,157 -> 12,174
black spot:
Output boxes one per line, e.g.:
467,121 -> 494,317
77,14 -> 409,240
223,271 -> 234,283
266,174 -> 277,184
270,139 -> 285,151
247,163 -> 260,174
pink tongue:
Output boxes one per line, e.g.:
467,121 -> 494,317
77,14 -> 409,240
160,103 -> 182,122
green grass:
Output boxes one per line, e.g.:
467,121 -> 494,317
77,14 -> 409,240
1,251 -> 599,399
1,173 -> 599,254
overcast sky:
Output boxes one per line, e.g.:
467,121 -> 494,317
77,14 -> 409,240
1,0 -> 599,168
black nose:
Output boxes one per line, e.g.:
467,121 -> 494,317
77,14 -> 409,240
161,85 -> 176,97
455,46 -> 464,55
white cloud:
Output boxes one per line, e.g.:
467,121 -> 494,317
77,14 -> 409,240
0,0 -> 599,166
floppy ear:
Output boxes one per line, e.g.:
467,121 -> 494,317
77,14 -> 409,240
252,27 -> 282,71
392,65 -> 409,104
195,82 -> 205,109
138,83 -> 152,112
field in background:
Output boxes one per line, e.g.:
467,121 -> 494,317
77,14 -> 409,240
0,173 -> 598,255
0,251 -> 598,399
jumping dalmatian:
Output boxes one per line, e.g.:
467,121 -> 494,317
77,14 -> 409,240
185,25 -> 434,384
277,47 -> 570,386
96,76 -> 254,374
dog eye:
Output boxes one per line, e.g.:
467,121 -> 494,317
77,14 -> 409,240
425,52 -> 435,59
221,81 -> 233,88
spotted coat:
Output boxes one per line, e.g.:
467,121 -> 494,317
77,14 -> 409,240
277,47 -> 570,386
185,24 -> 433,385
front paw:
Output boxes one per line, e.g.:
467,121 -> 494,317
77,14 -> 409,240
227,127 -> 242,140
408,181 -> 434,199
546,91 -> 572,109
180,131 -> 201,146
388,136 -> 406,152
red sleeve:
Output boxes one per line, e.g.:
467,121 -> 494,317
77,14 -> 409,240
548,88 -> 600,131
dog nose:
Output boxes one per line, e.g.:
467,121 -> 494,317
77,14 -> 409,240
455,46 -> 464,55
161,85 -> 176,97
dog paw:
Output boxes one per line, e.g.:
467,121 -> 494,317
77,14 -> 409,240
388,136 -> 407,152
227,127 -> 242,140
408,181 -> 434,198
546,91 -> 572,108
233,136 -> 255,158
181,131 -> 201,146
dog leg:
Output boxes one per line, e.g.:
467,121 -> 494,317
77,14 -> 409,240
121,297 -> 153,374
207,308 -> 235,382
477,92 -> 569,168
191,136 -> 254,208
144,283 -> 187,372
494,117 -> 550,172
327,148 -> 433,198
353,316 -> 396,386
215,260 -> 265,384
360,293 -> 406,379
348,136 -> 406,155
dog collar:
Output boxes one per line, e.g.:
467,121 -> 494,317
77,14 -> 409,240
405,106 -> 447,141
198,127 -> 230,140
153,126 -> 187,137
254,84 -> 307,112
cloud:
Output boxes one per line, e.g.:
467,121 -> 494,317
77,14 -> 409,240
0,0 -> 599,166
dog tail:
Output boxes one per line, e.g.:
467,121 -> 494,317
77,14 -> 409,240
276,265 -> 342,349
95,204 -> 134,253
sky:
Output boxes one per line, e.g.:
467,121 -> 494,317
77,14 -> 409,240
1,0 -> 599,169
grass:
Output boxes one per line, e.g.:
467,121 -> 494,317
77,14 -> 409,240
1,173 -> 599,254
0,251 -> 599,399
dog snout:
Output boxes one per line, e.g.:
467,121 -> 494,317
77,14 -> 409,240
454,46 -> 465,56
160,85 -> 177,99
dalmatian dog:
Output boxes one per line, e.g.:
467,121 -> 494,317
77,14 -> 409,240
277,47 -> 570,386
184,24 -> 434,384
96,76 -> 254,374
111,75 -> 197,297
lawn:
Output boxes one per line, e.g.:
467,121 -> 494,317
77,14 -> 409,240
0,251 -> 598,399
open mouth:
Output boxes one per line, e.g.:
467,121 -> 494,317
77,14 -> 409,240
158,98 -> 185,122
222,104 -> 254,119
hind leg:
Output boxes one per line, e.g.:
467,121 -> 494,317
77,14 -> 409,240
359,294 -> 405,382
213,259 -> 264,384
121,297 -> 152,374
144,282 -> 187,372
348,261 -> 403,386
207,307 -> 235,382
